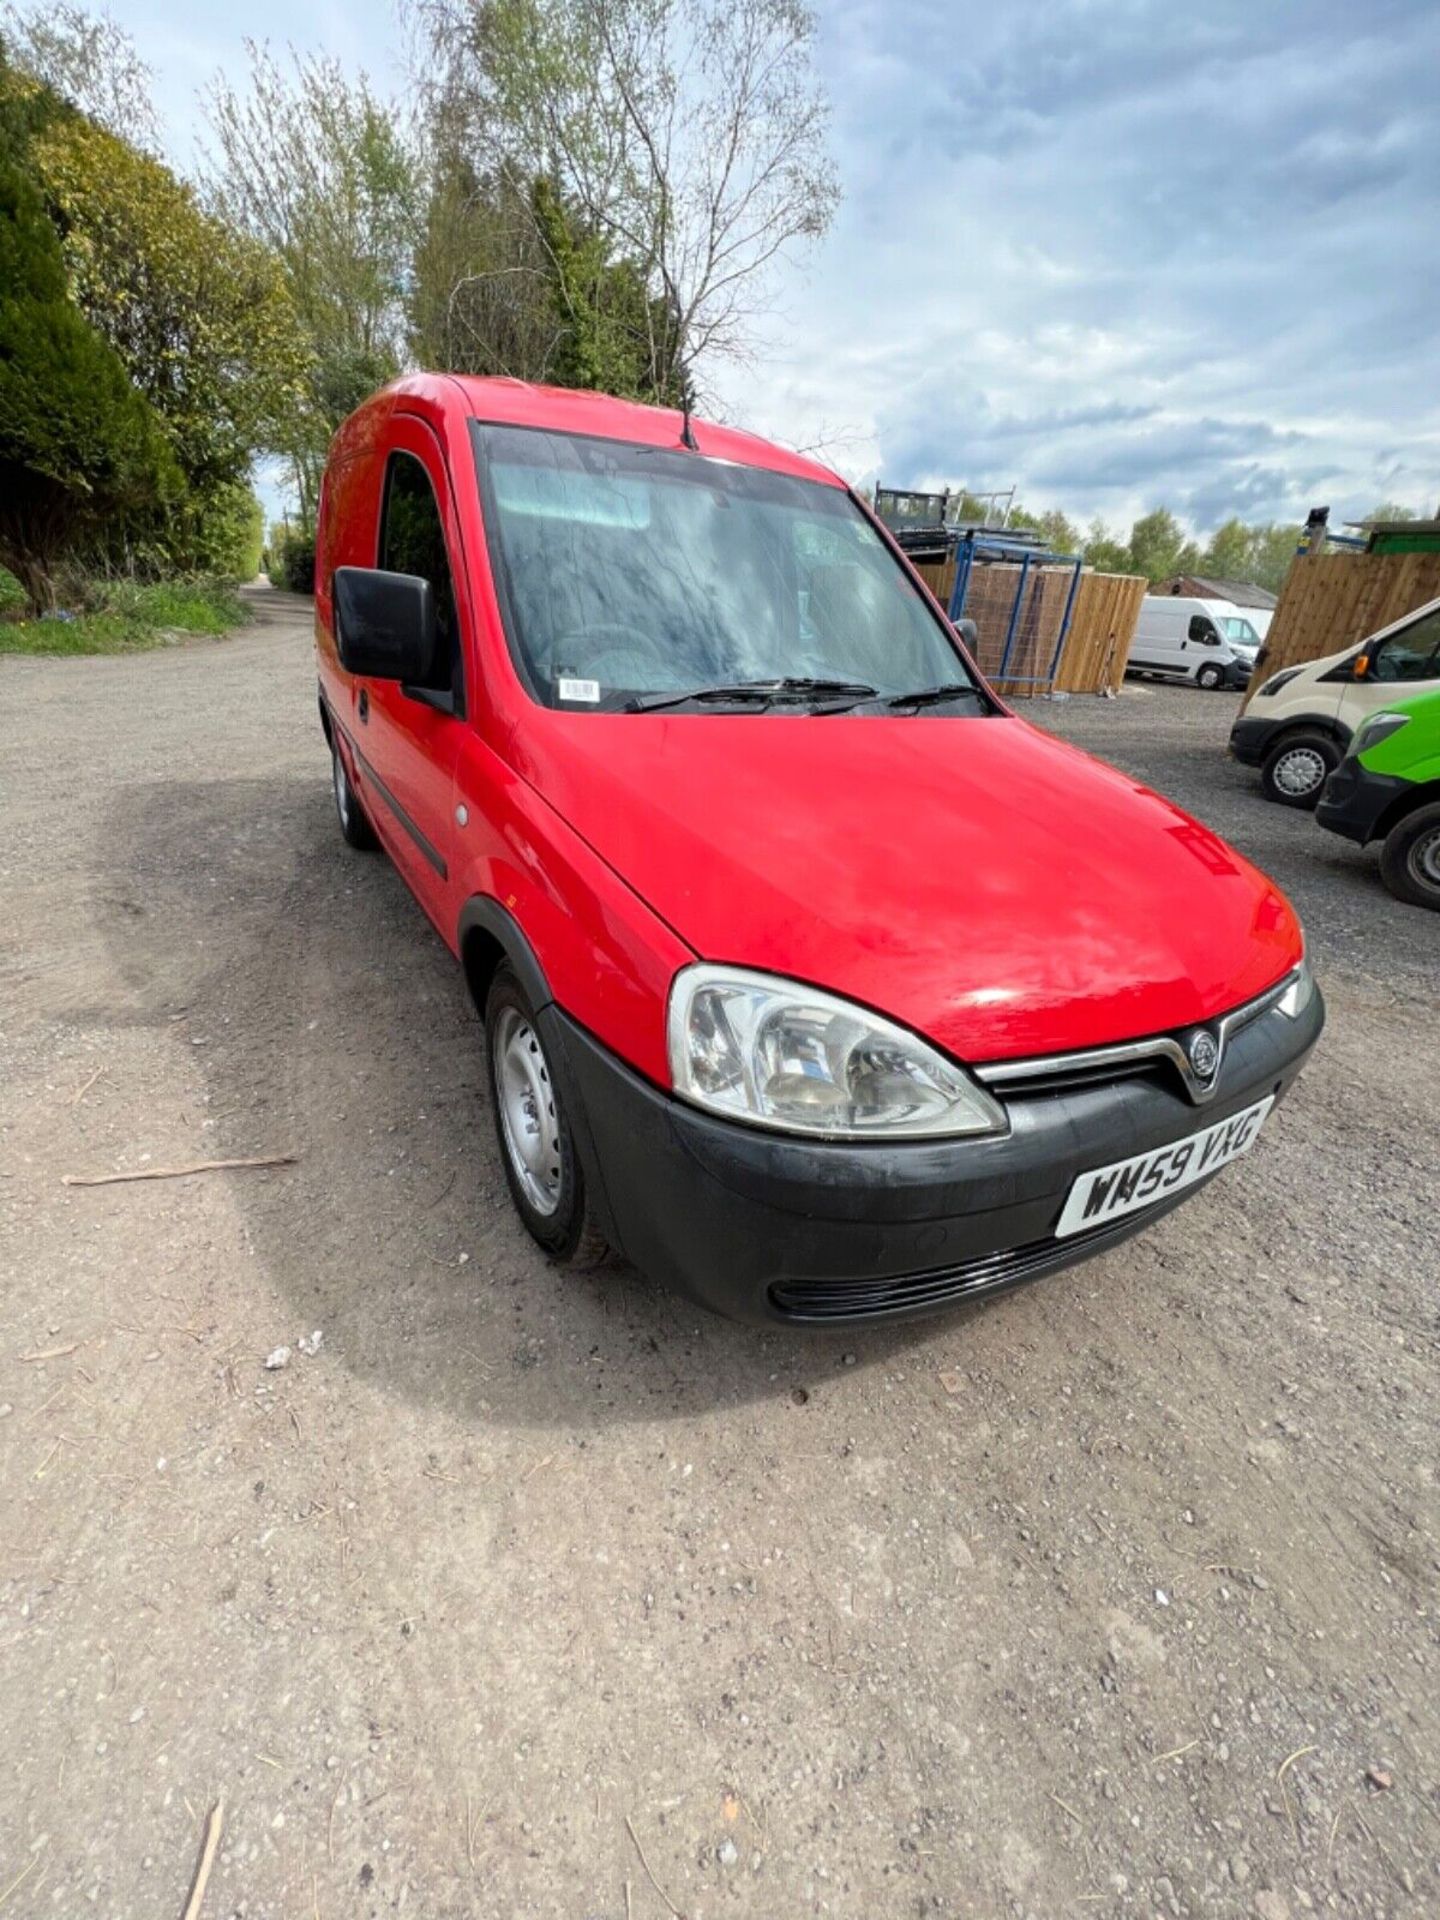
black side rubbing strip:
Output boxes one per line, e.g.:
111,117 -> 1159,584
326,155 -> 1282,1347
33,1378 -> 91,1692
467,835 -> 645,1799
328,702 -> 448,880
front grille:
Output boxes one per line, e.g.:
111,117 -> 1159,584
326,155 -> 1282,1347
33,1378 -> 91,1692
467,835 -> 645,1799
768,1200 -> 1177,1322
973,970 -> 1297,1106
983,1057 -> 1167,1099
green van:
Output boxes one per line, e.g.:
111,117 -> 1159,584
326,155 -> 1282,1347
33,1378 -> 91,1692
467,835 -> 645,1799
1315,688 -> 1440,909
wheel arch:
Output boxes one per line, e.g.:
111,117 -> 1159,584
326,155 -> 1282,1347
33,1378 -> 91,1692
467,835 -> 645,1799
457,895 -> 552,1018
1266,714 -> 1353,750
460,894 -> 624,1256
1373,778 -> 1440,846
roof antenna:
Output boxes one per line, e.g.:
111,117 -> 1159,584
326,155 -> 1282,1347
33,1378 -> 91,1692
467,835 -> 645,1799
679,390 -> 699,452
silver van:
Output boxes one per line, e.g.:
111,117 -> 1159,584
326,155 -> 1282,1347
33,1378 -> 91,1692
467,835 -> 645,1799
1128,595 -> 1260,690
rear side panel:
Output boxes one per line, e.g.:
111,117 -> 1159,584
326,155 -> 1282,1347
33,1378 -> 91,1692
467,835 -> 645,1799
314,408 -> 393,733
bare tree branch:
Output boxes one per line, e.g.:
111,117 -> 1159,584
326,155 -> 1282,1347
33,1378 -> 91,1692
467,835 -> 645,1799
404,0 -> 838,392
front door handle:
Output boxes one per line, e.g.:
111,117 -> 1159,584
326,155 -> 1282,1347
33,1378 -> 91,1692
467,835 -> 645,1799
358,687 -> 370,722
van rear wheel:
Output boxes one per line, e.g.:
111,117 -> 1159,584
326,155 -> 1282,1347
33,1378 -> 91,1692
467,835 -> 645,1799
1379,802 -> 1440,911
332,741 -> 378,849
1260,730 -> 1340,808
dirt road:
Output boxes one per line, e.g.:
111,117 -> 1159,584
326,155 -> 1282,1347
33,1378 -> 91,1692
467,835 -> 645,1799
2,590 -> 1435,1918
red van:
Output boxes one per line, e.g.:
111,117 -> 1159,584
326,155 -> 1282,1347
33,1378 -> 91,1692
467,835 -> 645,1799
314,375 -> 1322,1324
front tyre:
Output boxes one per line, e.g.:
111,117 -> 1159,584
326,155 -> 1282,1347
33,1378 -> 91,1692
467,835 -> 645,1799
1260,730 -> 1340,809
1196,662 -> 1225,690
485,964 -> 609,1264
1379,801 -> 1440,911
332,741 -> 378,850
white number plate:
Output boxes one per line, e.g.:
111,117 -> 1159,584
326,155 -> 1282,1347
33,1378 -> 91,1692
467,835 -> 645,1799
1054,1095 -> 1274,1239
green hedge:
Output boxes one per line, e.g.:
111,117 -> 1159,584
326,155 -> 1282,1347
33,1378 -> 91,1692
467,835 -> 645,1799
268,521 -> 316,594
0,573 -> 250,655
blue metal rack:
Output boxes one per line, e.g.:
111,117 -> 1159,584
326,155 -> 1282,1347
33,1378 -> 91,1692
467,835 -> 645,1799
945,530 -> 1083,694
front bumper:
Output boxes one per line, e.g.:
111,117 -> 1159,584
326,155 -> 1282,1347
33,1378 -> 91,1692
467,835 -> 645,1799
1316,760 -> 1411,845
543,984 -> 1325,1327
1228,712 -> 1281,765
1226,658 -> 1257,690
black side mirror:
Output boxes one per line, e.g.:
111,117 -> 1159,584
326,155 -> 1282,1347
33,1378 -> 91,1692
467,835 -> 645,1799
334,568 -> 438,684
955,616 -> 980,651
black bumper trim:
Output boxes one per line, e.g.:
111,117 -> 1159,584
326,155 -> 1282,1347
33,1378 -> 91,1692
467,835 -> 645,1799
1315,763 -> 1412,846
549,986 -> 1324,1326
1228,712 -> 1282,765
768,1188 -> 1213,1320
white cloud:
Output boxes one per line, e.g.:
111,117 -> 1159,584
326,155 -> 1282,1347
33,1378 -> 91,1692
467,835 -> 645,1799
107,0 -> 1440,533
715,0 -> 1440,531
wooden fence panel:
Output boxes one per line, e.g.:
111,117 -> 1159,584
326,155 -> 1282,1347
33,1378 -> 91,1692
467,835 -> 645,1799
1054,571 -> 1148,694
1240,552 -> 1440,710
912,556 -> 955,605
909,557 -> 1146,695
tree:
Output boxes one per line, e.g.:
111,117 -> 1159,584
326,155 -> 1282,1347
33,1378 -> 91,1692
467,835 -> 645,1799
1201,516 -> 1252,580
1081,518 -> 1133,575
409,152 -> 550,375
23,94 -> 306,568
1127,507 -> 1201,584
183,479 -> 265,581
0,1 -> 160,151
406,0 -> 839,397
0,72 -> 179,609
1243,523 -> 1300,594
203,45 -> 421,521
530,173 -> 687,400
1008,506 -> 1079,553
1367,501 -> 1418,523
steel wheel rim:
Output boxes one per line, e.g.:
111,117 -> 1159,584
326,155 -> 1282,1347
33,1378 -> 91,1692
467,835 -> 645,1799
493,1006 -> 563,1216
1409,824 -> 1440,892
334,750 -> 352,828
1275,746 -> 1326,797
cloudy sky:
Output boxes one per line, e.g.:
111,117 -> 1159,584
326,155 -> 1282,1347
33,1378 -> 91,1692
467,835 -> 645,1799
113,0 -> 1440,534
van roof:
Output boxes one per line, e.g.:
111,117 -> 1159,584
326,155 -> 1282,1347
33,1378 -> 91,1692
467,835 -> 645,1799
349,372 -> 846,491
1141,593 -> 1230,611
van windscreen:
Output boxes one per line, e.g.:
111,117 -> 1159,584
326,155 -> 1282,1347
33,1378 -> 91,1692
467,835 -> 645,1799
471,423 -> 972,711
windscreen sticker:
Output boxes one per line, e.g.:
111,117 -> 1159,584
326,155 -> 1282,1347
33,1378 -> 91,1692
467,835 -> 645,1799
557,677 -> 601,704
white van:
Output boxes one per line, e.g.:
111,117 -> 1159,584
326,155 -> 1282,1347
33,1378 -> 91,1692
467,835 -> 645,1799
1230,593 -> 1440,805
1128,595 -> 1260,690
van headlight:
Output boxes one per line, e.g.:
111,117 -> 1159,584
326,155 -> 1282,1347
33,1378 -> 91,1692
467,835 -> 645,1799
1276,955 -> 1315,1019
1254,667 -> 1303,698
1349,711 -> 1410,758
667,965 -> 1008,1139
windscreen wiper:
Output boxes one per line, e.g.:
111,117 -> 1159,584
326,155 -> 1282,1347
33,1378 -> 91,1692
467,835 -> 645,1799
883,684 -> 984,711
626,677 -> 879,714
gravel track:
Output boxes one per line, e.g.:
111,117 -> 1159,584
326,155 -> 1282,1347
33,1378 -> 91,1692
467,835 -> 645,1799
1,592 -> 1435,1919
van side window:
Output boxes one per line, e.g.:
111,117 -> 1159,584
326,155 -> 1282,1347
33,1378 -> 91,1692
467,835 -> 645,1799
1371,609 -> 1440,682
1188,614 -> 1218,644
379,452 -> 462,702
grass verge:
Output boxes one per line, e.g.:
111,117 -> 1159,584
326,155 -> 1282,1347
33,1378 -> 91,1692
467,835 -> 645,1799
0,574 -> 251,656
